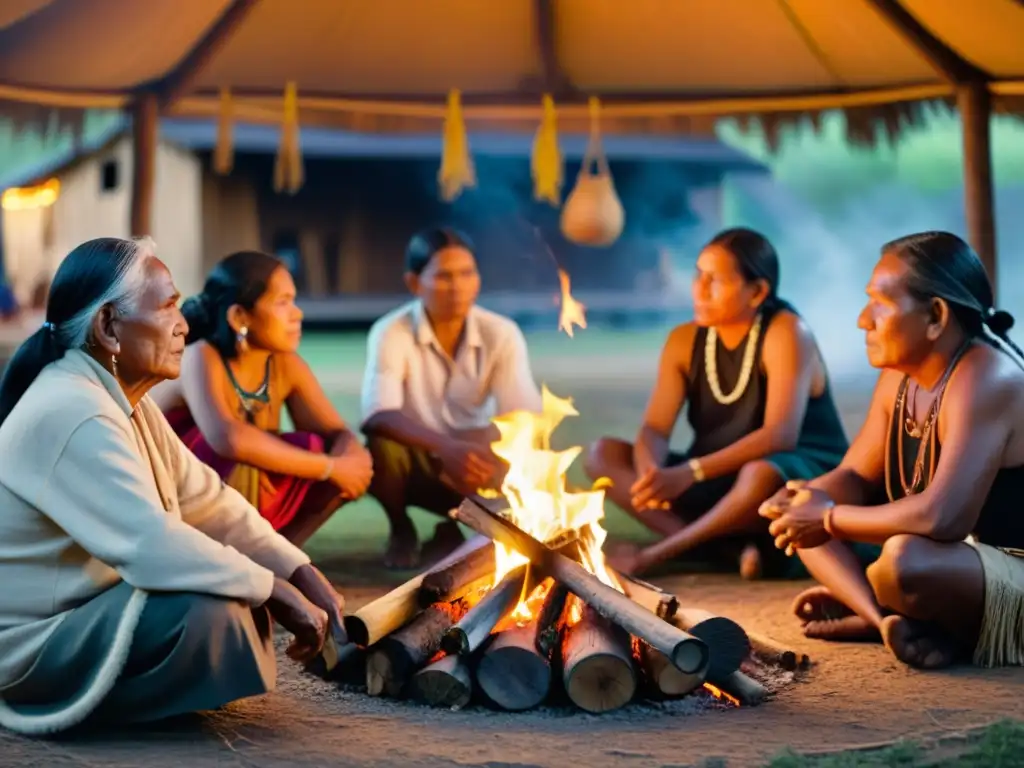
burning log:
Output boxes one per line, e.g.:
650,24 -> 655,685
410,653 -> 473,710
345,536 -> 490,647
708,669 -> 769,707
475,581 -> 570,712
674,608 -> 750,680
639,643 -> 706,698
417,539 -> 496,607
746,629 -> 811,671
617,572 -> 679,620
441,565 -> 530,656
452,498 -> 708,674
562,603 -> 637,714
366,602 -> 462,698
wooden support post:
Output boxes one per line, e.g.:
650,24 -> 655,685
958,83 -> 997,294
130,92 -> 159,237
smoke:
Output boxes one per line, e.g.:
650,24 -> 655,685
719,174 -> 1024,383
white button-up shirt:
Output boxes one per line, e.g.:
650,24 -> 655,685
360,300 -> 543,434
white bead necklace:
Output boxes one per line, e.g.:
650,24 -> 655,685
704,313 -> 763,405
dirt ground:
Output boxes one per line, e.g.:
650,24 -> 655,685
2,574 -> 1021,768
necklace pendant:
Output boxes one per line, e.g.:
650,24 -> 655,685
904,417 -> 922,439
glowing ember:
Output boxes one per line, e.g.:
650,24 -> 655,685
557,269 -> 587,338
483,386 -> 618,621
703,683 -> 741,707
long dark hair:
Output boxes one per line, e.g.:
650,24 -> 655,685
882,231 -> 1023,361
405,226 -> 475,276
0,237 -> 153,427
180,250 -> 284,359
704,227 -> 794,314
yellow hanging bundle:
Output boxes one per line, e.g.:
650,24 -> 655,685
531,94 -> 563,206
438,88 -> 476,202
274,81 -> 304,195
214,86 -> 234,175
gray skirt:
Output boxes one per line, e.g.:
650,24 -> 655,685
0,580 -> 276,733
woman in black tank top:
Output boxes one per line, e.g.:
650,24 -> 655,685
761,231 -> 1024,670
586,228 -> 849,579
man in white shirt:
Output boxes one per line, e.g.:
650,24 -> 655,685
361,227 -> 543,568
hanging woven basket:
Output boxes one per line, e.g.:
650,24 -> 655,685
559,98 -> 624,247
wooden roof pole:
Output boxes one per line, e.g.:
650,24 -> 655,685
128,0 -> 260,239
864,0 -> 998,296
528,0 -> 574,96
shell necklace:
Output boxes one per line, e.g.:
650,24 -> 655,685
705,313 -> 763,405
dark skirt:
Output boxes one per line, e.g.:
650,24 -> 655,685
664,450 -> 880,578
0,581 -> 275,734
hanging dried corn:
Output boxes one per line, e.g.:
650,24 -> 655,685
438,88 -> 476,202
213,86 -> 234,175
274,81 -> 304,194
531,94 -> 563,207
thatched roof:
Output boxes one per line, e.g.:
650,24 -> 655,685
0,0 -> 1022,146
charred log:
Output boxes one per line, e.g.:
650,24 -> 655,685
410,653 -> 473,710
441,564 -> 530,656
475,581 -> 568,712
562,603 -> 637,714
365,602 -> 462,698
345,537 -> 490,647
616,572 -> 679,620
674,608 -> 749,680
417,539 -> 496,607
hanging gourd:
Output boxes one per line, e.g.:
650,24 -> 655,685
559,97 -> 625,247
438,89 -> 476,202
214,86 -> 234,175
274,81 -> 304,195
531,94 -> 563,206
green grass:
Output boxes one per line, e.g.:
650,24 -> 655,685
764,719 -> 1024,767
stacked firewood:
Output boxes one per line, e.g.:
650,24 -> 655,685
319,498 -> 809,713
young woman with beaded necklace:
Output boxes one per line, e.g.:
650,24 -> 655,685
153,251 -> 373,546
590,228 -> 854,580
761,231 -> 1024,670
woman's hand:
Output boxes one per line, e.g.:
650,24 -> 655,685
759,481 -> 835,553
606,542 -> 647,577
289,564 -> 347,646
267,577 -> 329,662
630,464 -> 693,511
329,445 -> 374,500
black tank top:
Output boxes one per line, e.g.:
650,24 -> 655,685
885,374 -> 1024,549
685,306 -> 849,463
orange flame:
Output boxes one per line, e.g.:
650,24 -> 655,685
557,268 -> 587,338
483,386 -> 616,621
703,683 -> 741,707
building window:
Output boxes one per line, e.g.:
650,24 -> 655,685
100,159 -> 119,193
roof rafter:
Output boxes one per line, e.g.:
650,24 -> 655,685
863,0 -> 989,84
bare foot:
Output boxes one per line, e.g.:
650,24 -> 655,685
384,532 -> 420,570
881,615 -> 958,669
739,544 -> 762,581
792,586 -> 880,642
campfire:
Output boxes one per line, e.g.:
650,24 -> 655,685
324,388 -> 808,714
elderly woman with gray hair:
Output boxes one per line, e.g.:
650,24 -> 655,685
0,237 -> 344,734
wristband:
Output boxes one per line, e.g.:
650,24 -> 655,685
687,458 -> 706,482
823,504 -> 836,537
319,458 -> 334,482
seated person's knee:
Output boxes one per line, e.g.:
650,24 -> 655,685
583,437 -> 631,480
734,459 -> 783,494
867,533 -> 930,612
365,433 -> 413,475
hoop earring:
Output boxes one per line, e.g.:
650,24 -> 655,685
236,326 -> 249,353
